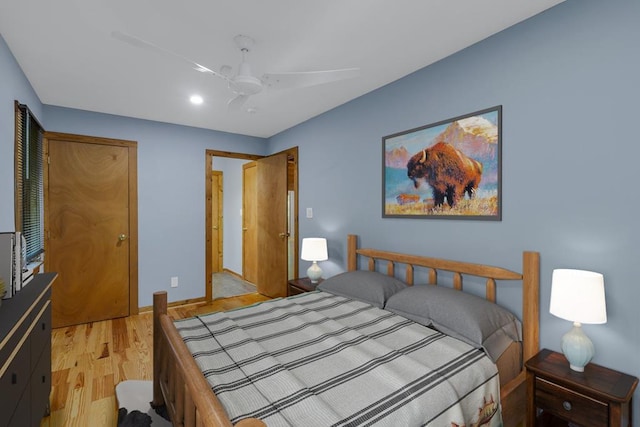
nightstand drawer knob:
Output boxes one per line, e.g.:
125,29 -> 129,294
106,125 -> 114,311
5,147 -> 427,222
562,401 -> 572,411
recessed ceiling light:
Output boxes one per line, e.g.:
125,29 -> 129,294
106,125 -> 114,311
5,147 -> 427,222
190,95 -> 203,105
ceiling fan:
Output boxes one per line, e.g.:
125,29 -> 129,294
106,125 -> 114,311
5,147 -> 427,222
111,31 -> 360,112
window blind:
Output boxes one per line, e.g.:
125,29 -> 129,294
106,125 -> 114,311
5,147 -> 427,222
14,101 -> 44,262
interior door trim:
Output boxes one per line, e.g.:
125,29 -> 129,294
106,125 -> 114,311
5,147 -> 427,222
204,148 -> 298,302
205,150 -> 262,302
211,170 -> 223,273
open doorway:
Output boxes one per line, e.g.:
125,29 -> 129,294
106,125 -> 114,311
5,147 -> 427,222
204,147 -> 298,301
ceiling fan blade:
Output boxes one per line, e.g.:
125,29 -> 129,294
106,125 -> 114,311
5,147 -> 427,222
262,68 -> 360,90
111,31 -> 228,80
227,94 -> 250,112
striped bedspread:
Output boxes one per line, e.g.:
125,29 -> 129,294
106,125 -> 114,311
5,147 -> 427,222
176,291 -> 502,427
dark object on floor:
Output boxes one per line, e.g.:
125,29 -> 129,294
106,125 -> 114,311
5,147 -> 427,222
115,380 -> 172,427
117,408 -> 152,427
151,403 -> 171,422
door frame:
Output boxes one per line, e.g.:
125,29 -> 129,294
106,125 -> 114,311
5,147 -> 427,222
211,170 -> 223,273
204,147 -> 298,302
242,161 -> 258,285
43,131 -> 139,315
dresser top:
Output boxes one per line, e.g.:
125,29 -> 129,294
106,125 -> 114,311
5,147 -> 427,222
0,272 -> 57,345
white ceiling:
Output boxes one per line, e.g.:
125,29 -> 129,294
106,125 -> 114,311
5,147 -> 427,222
0,0 -> 564,138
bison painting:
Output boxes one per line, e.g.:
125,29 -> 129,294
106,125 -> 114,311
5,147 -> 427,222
406,141 -> 483,208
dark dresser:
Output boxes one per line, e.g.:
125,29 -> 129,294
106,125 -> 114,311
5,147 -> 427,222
0,272 -> 57,427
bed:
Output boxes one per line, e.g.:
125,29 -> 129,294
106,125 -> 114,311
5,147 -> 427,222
152,234 -> 539,427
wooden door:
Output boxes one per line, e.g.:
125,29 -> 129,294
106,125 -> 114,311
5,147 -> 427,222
242,162 -> 258,284
256,152 -> 288,297
211,171 -> 223,273
45,133 -> 137,328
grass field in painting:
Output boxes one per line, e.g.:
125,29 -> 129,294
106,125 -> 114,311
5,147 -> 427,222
385,195 -> 498,217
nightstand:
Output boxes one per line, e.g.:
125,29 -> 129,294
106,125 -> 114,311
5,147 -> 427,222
526,349 -> 638,427
287,277 -> 322,296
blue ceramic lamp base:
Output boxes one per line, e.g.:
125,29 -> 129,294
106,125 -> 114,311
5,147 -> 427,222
307,262 -> 322,283
561,322 -> 595,372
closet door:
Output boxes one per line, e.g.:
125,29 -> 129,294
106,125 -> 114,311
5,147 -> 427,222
45,133 -> 137,327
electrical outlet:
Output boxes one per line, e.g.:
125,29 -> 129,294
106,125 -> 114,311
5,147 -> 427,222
171,276 -> 179,288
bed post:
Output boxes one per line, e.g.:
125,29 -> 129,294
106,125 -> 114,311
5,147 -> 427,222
152,291 -> 167,407
347,234 -> 357,271
522,251 -> 540,363
499,251 -> 540,427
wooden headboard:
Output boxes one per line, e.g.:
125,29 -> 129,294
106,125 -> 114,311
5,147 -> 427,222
346,234 -> 539,362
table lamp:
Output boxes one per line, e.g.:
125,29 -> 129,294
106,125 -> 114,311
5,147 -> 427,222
300,238 -> 328,283
549,269 -> 607,372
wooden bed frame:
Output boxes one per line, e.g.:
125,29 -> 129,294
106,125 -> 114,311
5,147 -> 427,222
152,234 -> 539,427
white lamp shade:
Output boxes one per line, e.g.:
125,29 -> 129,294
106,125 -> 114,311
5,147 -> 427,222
549,269 -> 607,324
300,238 -> 328,262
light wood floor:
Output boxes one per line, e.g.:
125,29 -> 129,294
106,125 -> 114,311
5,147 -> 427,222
41,292 -> 270,427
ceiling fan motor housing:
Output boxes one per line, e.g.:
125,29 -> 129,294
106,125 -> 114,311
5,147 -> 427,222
234,61 -> 263,95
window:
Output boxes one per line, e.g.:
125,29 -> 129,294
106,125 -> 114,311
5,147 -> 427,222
14,101 -> 44,262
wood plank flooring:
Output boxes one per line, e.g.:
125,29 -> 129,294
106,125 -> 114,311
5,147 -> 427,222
41,292 -> 270,427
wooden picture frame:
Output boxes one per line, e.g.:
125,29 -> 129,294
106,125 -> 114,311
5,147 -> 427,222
383,106 -> 502,220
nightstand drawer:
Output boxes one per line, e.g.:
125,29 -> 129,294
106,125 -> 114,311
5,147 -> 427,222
287,278 -> 321,296
288,285 -> 306,296
535,377 -> 608,427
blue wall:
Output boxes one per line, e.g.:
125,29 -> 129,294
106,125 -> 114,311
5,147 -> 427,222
0,35 -> 43,231
270,0 -> 640,413
2,0 -> 639,415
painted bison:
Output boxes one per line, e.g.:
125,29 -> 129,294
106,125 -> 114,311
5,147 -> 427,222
406,141 -> 483,208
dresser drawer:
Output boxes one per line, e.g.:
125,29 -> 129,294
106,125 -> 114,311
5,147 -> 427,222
30,302 -> 51,367
0,311 -> 30,368
7,390 -> 30,427
288,284 -> 306,296
535,377 -> 608,427
31,349 -> 52,426
0,340 -> 30,427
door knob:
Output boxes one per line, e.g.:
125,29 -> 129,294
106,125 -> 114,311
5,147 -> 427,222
279,232 -> 290,239
118,234 -> 128,241
213,226 -> 219,230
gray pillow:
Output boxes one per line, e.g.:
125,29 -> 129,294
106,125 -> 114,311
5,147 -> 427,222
385,285 -> 522,362
318,270 -> 407,308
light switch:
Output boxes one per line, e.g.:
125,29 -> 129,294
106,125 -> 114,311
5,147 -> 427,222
306,208 -> 313,218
